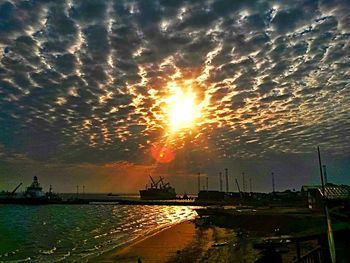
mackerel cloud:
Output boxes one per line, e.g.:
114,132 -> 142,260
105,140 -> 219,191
0,0 -> 349,164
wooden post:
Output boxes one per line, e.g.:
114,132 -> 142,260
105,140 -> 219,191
296,241 -> 301,262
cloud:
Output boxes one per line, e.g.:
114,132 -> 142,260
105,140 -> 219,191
0,0 -> 349,173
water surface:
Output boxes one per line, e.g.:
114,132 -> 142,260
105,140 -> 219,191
0,204 -> 197,262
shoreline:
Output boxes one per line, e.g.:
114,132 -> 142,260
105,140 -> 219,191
89,218 -> 259,263
89,219 -> 206,263
88,207 -> 350,263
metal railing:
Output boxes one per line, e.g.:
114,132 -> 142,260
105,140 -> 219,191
295,246 -> 323,263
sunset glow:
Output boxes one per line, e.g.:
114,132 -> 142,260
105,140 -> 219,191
150,143 -> 175,163
1,1 -> 350,262
165,85 -> 202,132
0,0 -> 349,193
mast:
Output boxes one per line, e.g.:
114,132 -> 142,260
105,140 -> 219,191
158,176 -> 165,188
149,175 -> 157,188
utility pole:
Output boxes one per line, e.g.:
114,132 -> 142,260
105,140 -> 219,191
242,172 -> 246,193
225,168 -> 229,193
235,179 -> 243,200
249,177 -> 252,193
206,176 -> 209,191
219,172 -> 223,192
198,172 -> 201,194
318,146 -> 336,263
272,172 -> 275,193
323,165 -> 328,184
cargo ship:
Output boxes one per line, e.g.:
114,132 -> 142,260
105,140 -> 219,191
140,176 -> 176,200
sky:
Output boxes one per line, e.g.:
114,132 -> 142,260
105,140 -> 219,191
0,0 -> 349,194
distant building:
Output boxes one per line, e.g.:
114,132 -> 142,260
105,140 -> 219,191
301,184 -> 350,209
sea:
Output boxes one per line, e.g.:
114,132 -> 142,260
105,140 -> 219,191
0,200 -> 198,262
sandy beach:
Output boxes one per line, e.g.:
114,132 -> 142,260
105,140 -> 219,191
90,218 -> 261,263
89,207 -> 342,263
90,220 -> 213,263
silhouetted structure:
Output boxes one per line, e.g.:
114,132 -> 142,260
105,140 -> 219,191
242,172 -> 246,193
197,190 -> 226,201
198,172 -> 201,193
302,184 -> 350,210
323,165 -> 328,184
249,177 -> 252,194
225,168 -> 229,193
24,176 -> 44,198
0,176 -> 62,204
235,179 -> 243,200
140,176 -> 176,200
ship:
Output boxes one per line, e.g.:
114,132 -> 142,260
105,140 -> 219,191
0,182 -> 22,199
23,176 -> 45,198
139,176 -> 176,200
0,176 -> 62,204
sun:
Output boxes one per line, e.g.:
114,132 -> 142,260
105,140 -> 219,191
165,86 -> 202,132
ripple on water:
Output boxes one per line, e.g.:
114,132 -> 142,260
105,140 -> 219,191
39,246 -> 56,255
0,205 -> 198,262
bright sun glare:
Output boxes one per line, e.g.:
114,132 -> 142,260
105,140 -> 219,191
166,85 -> 201,132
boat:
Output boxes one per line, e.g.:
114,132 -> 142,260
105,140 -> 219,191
0,176 -> 62,204
23,176 -> 45,198
0,182 -> 22,199
139,176 -> 176,200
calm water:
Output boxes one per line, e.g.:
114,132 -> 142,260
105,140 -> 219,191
0,205 -> 198,262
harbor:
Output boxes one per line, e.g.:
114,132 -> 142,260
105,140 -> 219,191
1,0 -> 350,261
1,172 -> 349,262
2,200 -> 348,262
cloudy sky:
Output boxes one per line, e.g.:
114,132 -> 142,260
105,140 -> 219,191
0,0 -> 349,193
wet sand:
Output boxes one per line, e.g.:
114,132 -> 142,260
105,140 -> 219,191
91,220 -> 260,263
168,225 -> 260,263
90,208 -> 330,263
91,220 -> 213,263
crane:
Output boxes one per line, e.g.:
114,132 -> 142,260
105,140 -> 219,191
11,183 -> 22,195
